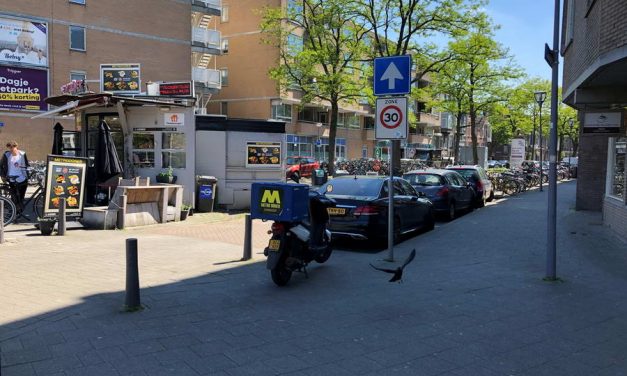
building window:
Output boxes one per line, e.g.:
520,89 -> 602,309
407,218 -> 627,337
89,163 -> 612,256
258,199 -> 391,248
221,38 -> 229,54
70,71 -> 86,82
221,5 -> 229,23
221,101 -> 228,116
346,113 -> 360,129
608,137 -> 626,200
220,68 -> 228,86
287,0 -> 303,22
562,0 -> 575,51
162,132 -> 186,169
337,113 -> 346,127
69,26 -> 86,51
364,116 -> 374,130
286,134 -> 313,158
272,103 -> 292,120
287,34 -> 303,55
69,0 -> 85,4
132,133 -> 155,168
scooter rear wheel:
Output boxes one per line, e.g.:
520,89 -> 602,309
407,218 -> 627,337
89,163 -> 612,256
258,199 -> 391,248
271,262 -> 292,286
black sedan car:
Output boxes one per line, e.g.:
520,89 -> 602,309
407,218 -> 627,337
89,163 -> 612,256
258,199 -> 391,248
403,169 -> 475,220
318,175 -> 434,245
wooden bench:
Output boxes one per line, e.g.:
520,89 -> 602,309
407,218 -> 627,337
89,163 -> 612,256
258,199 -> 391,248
110,178 -> 183,228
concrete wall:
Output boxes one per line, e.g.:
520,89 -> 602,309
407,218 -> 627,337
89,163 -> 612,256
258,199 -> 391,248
576,134 -> 608,211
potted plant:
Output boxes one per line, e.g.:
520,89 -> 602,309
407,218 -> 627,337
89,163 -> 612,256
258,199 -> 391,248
156,166 -> 177,184
180,204 -> 191,221
38,217 -> 57,236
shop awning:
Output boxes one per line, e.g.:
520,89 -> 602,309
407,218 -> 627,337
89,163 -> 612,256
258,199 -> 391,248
31,100 -> 80,119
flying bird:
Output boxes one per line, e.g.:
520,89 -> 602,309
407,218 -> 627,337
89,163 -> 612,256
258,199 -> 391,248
370,249 -> 416,283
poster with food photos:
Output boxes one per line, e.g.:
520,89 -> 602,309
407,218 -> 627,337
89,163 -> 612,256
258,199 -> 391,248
100,63 -> 141,93
43,155 -> 88,215
246,142 -> 281,168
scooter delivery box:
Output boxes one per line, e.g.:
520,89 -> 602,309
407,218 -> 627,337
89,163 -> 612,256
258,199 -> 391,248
250,182 -> 309,222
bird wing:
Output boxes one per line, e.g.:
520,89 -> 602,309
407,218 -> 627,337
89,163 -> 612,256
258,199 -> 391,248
369,263 -> 396,274
401,249 -> 416,269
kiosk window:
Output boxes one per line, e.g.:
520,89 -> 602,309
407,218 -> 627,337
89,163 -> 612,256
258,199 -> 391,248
132,133 -> 155,168
162,132 -> 186,169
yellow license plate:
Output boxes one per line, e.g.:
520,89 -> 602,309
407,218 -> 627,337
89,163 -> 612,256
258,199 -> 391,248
268,239 -> 281,251
327,208 -> 346,216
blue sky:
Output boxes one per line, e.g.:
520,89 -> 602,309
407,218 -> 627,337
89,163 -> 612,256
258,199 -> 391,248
484,0 -> 556,81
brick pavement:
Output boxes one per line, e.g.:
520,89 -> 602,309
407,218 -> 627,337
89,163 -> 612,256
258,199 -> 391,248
2,181 -> 627,375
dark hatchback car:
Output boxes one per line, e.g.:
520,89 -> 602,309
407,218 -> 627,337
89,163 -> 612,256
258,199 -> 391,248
318,175 -> 434,245
445,165 -> 494,207
403,169 -> 475,220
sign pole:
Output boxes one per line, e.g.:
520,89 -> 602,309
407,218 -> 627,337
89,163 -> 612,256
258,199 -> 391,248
386,144 -> 394,262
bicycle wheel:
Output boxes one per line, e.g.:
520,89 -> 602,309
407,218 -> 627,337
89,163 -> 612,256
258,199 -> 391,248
34,194 -> 45,219
1,197 -> 17,226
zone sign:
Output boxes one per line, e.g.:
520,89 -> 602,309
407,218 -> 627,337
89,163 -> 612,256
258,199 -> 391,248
375,97 -> 408,140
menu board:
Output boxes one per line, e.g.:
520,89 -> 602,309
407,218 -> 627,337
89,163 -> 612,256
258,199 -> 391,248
246,142 -> 281,168
100,64 -> 141,94
43,155 -> 88,215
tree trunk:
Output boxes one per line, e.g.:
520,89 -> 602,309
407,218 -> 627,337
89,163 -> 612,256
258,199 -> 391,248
453,110 -> 463,163
328,100 -> 338,176
468,71 -> 478,165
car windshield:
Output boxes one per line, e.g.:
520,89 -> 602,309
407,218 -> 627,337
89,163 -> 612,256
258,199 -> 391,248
320,178 -> 383,198
404,173 -> 443,186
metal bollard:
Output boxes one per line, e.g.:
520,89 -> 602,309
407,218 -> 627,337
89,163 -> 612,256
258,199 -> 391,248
57,198 -> 66,236
124,238 -> 142,311
242,214 -> 252,261
117,195 -> 127,230
0,200 -> 4,244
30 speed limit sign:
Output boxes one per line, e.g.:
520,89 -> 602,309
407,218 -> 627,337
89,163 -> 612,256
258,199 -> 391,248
375,97 -> 408,140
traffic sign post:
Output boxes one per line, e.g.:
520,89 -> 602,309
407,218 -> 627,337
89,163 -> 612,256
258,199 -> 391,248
374,55 -> 412,96
373,56 -> 412,263
375,97 -> 408,140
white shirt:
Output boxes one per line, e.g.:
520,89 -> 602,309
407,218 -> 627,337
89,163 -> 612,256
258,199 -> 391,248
7,152 -> 27,183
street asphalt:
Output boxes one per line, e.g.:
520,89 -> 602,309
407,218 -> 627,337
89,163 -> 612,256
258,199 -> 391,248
2,180 -> 627,375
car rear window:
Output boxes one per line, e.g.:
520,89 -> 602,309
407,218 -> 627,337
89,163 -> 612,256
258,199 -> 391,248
404,173 -> 444,186
286,157 -> 296,165
321,178 -> 383,197
452,169 -> 478,181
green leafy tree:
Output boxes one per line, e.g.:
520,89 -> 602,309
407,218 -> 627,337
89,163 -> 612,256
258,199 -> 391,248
260,0 -> 371,175
357,0 -> 486,172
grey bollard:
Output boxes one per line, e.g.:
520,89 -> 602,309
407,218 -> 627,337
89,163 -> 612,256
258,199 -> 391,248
117,195 -> 127,230
125,238 -> 142,311
58,198 -> 66,236
242,214 -> 252,261
0,200 -> 4,244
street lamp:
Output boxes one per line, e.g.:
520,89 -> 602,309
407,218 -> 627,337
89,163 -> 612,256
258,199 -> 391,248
534,91 -> 547,191
568,118 -> 574,164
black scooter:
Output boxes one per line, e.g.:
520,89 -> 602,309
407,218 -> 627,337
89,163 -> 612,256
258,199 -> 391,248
263,189 -> 336,286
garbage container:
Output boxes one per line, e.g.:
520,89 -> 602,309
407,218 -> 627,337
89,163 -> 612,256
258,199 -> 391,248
196,176 -> 217,212
312,169 -> 328,186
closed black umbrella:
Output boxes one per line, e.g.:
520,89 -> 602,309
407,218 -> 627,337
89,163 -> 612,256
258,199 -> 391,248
95,120 -> 123,183
52,122 -> 64,155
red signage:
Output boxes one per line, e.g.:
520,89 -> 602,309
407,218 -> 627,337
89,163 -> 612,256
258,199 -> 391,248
159,82 -> 193,96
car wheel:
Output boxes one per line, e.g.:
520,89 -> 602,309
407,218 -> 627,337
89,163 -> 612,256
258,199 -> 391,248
487,190 -> 495,202
446,201 -> 456,221
475,195 -> 485,208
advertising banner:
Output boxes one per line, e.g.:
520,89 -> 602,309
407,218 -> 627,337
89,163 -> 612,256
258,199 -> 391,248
159,81 -> 193,96
509,138 -> 526,169
246,141 -> 281,168
0,66 -> 48,111
43,155 -> 88,215
164,113 -> 184,126
100,64 -> 141,93
0,17 -> 48,67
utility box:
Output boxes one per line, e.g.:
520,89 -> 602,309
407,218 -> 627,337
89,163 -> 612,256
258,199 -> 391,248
196,175 -> 217,212
250,182 -> 309,222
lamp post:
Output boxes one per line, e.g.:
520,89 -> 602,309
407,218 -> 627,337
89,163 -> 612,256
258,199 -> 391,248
534,91 -> 547,191
568,118 -> 574,164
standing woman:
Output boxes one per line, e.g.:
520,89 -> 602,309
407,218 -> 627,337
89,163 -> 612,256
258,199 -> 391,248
1,141 -> 30,212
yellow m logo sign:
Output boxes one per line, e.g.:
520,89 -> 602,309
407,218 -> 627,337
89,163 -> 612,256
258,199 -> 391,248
261,190 -> 281,204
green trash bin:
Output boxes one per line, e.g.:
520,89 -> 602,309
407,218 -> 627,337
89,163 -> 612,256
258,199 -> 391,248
196,176 -> 217,212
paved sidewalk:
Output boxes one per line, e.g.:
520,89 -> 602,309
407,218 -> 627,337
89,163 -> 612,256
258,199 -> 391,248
2,181 -> 627,375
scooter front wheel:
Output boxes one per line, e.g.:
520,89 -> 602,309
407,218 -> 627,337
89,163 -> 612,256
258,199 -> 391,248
271,262 -> 292,286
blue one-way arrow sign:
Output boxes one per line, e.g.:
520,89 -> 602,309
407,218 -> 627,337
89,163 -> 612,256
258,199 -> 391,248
374,55 -> 411,96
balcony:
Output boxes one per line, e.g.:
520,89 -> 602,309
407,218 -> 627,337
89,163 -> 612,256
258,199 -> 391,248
192,27 -> 221,54
192,67 -> 221,90
192,0 -> 222,16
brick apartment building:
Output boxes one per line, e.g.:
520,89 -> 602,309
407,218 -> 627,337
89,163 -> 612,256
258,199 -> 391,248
561,0 -> 627,239
0,0 -> 221,160
208,0 -> 445,163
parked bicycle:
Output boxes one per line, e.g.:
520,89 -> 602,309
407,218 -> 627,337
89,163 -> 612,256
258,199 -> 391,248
1,167 -> 46,226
